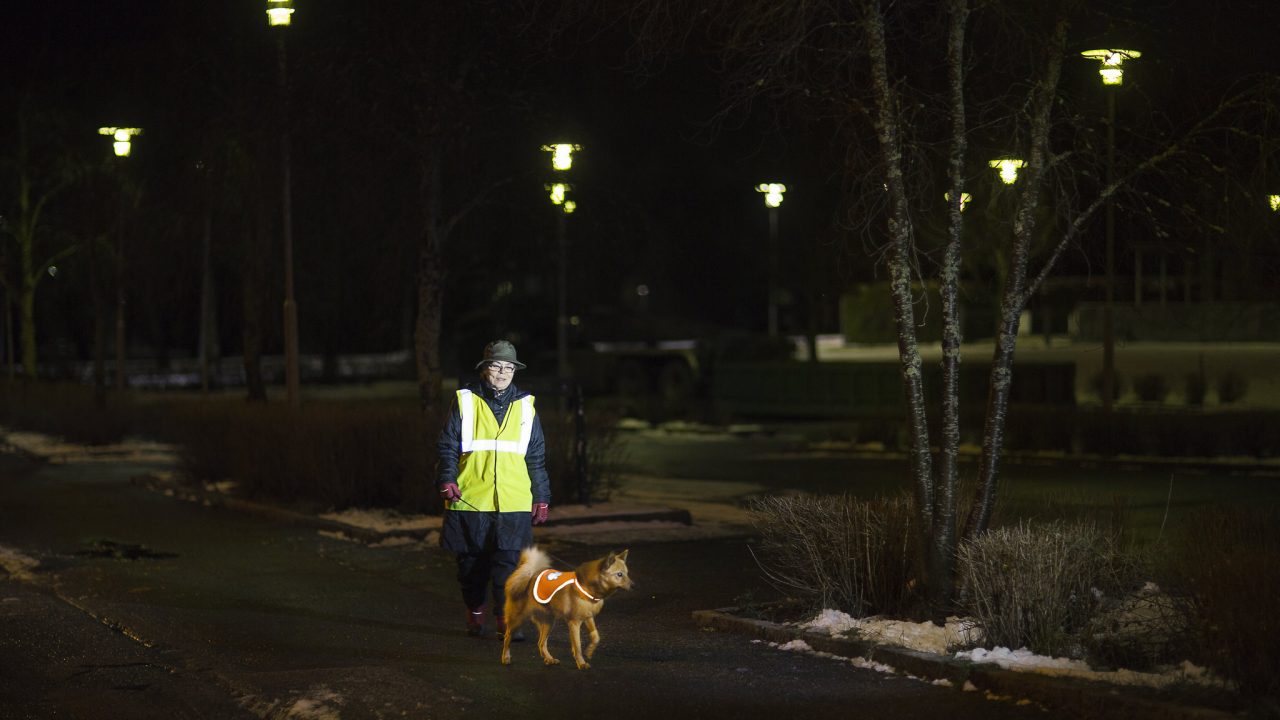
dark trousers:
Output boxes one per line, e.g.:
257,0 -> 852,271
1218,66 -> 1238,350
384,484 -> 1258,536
456,548 -> 520,615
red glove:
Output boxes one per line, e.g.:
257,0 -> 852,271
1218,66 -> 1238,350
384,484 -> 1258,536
532,503 -> 549,525
439,483 -> 461,502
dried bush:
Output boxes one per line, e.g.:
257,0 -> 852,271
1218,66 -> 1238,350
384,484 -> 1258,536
746,493 -> 920,618
1184,373 -> 1207,406
1216,372 -> 1248,405
957,520 -> 1139,658
0,380 -> 153,444
170,401 -> 439,513
1132,373 -> 1169,403
1088,371 -> 1124,403
1163,507 -> 1280,702
537,403 -> 625,504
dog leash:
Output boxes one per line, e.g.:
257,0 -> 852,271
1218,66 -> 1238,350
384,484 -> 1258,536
446,496 -> 578,569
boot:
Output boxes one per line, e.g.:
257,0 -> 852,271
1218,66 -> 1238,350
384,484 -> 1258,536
495,614 -> 524,642
466,606 -> 486,637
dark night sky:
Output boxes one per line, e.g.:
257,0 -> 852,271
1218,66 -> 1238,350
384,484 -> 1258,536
3,1 -> 1277,370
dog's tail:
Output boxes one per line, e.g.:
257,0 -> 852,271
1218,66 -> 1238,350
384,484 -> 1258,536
505,545 -> 553,599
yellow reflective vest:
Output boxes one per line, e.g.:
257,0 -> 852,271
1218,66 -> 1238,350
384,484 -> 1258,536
451,388 -> 536,513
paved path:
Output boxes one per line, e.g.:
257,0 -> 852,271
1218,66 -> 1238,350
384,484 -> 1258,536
1,453 -> 1051,719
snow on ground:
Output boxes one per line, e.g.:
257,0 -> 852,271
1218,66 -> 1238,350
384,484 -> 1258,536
781,607 -> 1227,690
0,545 -> 40,581
1,428 -> 179,464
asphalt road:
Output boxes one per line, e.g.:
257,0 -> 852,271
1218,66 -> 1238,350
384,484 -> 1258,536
0,451 -> 1057,719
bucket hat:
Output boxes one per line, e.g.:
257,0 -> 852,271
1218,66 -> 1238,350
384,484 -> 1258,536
475,340 -> 526,370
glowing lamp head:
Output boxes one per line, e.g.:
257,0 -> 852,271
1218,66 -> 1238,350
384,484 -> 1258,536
541,143 -> 581,171
266,0 -> 294,26
988,158 -> 1025,185
99,127 -> 142,157
1081,49 -> 1140,86
945,191 -> 972,212
563,200 -> 577,214
1270,195 -> 1280,212
546,182 -> 570,206
755,182 -> 786,208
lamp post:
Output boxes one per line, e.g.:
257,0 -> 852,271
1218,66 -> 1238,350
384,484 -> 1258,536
945,191 -> 972,212
988,158 -> 1024,185
99,126 -> 142,389
1082,48 -> 1140,413
267,0 -> 300,407
542,143 -> 580,383
755,182 -> 786,337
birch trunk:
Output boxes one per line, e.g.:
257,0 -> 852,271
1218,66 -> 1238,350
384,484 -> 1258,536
931,0 -> 970,615
970,18 -> 1069,536
859,0 -> 933,531
415,146 -> 445,414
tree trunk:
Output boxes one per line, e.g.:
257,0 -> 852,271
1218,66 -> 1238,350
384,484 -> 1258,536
969,18 -> 1068,537
19,280 -> 36,380
930,0 -> 970,617
89,238 -> 107,407
242,217 -> 268,402
860,0 -> 933,527
415,147 -> 445,414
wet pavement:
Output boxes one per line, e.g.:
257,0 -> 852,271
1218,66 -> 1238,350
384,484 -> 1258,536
0,451 -> 1062,719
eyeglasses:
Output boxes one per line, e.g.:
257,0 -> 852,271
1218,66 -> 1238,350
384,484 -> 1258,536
487,363 -> 517,374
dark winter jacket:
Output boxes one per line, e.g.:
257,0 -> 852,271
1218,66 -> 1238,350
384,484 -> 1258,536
436,381 -> 550,552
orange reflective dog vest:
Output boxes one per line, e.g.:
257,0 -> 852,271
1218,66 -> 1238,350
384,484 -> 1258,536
532,569 -> 599,604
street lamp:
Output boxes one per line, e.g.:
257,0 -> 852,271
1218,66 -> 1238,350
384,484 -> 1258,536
98,127 -> 141,157
988,158 -> 1025,185
100,126 -> 143,390
755,182 -> 786,336
266,0 -> 294,26
268,0 -> 300,407
543,144 -> 580,383
1082,47 -> 1140,413
945,191 -> 972,212
1269,194 -> 1280,212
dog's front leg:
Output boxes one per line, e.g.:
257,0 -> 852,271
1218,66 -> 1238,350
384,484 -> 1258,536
568,620 -> 590,670
535,618 -> 559,666
584,617 -> 600,659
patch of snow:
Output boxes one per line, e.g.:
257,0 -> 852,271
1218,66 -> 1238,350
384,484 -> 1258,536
797,607 -> 1226,691
797,610 -> 982,654
0,545 -> 39,582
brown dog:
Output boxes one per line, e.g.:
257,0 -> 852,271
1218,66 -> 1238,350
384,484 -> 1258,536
501,546 -> 633,669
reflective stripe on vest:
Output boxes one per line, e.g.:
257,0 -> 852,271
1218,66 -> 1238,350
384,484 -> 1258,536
458,390 -> 535,455
452,389 -> 536,512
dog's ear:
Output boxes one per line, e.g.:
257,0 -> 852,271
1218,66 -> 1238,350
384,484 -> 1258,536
617,549 -> 629,562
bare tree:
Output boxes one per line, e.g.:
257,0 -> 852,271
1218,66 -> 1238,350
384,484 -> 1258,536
3,100 -> 81,380
596,0 -> 1278,614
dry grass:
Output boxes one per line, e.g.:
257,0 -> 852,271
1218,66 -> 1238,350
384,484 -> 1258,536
1163,507 -> 1280,703
957,520 -> 1142,658
746,493 -> 921,617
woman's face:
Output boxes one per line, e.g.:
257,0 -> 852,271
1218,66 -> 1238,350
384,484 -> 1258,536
482,362 -> 516,391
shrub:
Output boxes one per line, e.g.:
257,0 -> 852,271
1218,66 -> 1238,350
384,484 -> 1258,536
957,520 -> 1139,657
1216,372 -> 1248,405
1132,373 -> 1169,403
1088,371 -> 1124,404
170,400 -> 439,513
0,380 -> 152,444
1163,507 -> 1280,702
538,403 -> 625,504
746,493 -> 920,618
1184,372 -> 1207,406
